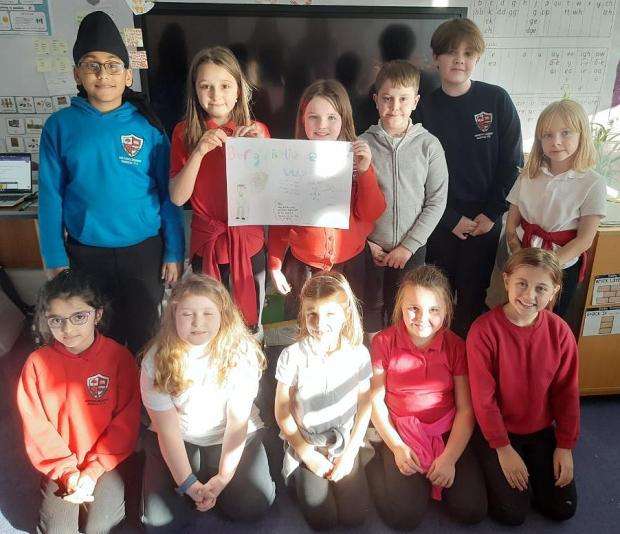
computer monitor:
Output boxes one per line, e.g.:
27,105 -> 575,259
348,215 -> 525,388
0,153 -> 32,194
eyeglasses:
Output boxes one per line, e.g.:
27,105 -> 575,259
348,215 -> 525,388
46,310 -> 95,329
78,61 -> 125,75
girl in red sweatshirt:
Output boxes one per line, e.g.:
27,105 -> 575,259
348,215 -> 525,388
467,248 -> 579,525
268,79 -> 386,318
17,269 -> 140,533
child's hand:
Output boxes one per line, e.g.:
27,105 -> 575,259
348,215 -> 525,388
301,448 -> 334,478
553,447 -> 574,487
202,473 -> 229,503
368,241 -> 387,266
234,123 -> 263,138
186,480 -> 215,512
161,262 -> 182,285
392,443 -> 422,476
352,140 -> 372,173
194,128 -> 228,158
270,269 -> 291,295
328,449 -> 356,482
427,453 -> 455,488
496,445 -> 529,491
452,216 -> 478,240
470,213 -> 495,236
46,267 -> 68,280
383,245 -> 413,269
62,473 -> 95,504
506,233 -> 522,254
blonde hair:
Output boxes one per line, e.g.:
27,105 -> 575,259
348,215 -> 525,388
298,271 -> 364,348
183,46 -> 253,152
392,265 -> 454,328
375,60 -> 420,94
522,99 -> 596,178
141,274 -> 266,396
294,79 -> 357,142
503,248 -> 563,309
431,18 -> 485,57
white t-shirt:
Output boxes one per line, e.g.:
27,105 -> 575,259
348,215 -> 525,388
275,336 -> 372,479
140,343 -> 263,446
507,167 -> 607,268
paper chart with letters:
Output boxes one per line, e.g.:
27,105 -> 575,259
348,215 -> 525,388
226,138 -> 353,228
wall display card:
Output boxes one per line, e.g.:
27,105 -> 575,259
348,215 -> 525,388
125,0 -> 155,16
582,307 -> 620,336
5,117 -> 25,135
16,96 -> 35,114
25,116 -> 44,134
50,39 -> 68,55
44,72 -> 77,96
0,97 -> 17,113
0,1 -> 51,35
592,275 -> 620,306
24,135 -> 39,153
123,27 -> 143,47
5,135 -> 25,153
36,57 -> 52,73
128,50 -> 148,69
51,95 -> 71,110
33,96 -> 53,114
226,138 -> 353,228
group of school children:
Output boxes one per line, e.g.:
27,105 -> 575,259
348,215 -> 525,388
15,10 -> 607,534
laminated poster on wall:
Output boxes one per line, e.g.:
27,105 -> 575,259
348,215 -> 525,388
592,275 -> 620,306
582,307 -> 620,337
5,117 -> 25,135
0,0 -> 51,36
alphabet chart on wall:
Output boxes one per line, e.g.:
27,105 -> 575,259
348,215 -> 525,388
471,0 -> 619,145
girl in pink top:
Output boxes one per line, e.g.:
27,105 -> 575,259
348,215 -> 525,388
368,266 -> 486,529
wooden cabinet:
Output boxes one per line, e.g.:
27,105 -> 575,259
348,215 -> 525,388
576,227 -> 620,395
0,213 -> 42,268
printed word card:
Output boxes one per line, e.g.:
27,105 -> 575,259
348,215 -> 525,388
582,307 -> 620,336
592,275 -> 620,306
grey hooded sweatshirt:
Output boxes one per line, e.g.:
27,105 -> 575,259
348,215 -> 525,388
360,121 -> 448,253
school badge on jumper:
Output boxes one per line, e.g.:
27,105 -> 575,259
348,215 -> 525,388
86,373 -> 109,400
474,111 -> 493,132
121,134 -> 144,157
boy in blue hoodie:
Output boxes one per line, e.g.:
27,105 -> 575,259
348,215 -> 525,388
38,11 -> 185,354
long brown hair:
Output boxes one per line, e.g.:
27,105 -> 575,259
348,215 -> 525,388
294,79 -> 357,142
183,46 -> 253,152
392,265 -> 454,328
141,274 -> 266,396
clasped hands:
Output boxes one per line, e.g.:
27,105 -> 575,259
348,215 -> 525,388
185,474 -> 229,512
452,214 -> 495,240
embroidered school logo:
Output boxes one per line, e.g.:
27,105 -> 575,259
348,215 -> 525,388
474,111 -> 493,132
86,373 -> 109,400
121,134 -> 144,157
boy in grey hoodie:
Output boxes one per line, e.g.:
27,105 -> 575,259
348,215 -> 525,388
360,61 -> 448,335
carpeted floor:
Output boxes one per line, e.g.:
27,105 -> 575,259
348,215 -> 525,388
1,328 -> 619,533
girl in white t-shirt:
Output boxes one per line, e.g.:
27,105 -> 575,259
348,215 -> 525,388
505,99 -> 607,317
140,274 -> 274,531
274,271 -> 372,530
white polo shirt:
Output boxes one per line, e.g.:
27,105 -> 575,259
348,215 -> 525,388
141,343 -> 263,446
507,167 -> 607,268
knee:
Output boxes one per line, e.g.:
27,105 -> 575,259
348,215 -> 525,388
489,503 -> 528,526
219,481 -> 275,522
446,500 -> 487,525
380,503 -> 426,531
83,512 -> 124,534
544,497 -> 577,522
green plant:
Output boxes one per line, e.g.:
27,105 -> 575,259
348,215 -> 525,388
591,119 -> 620,194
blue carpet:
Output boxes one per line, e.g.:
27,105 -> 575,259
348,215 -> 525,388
1,331 -> 619,533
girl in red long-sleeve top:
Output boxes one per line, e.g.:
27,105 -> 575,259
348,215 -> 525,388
268,79 -> 386,318
467,248 -> 579,526
17,269 -> 140,533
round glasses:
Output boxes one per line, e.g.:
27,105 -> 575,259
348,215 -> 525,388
78,61 -> 125,75
46,310 -> 95,329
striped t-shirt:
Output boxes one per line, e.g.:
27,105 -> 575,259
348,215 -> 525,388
276,336 -> 372,479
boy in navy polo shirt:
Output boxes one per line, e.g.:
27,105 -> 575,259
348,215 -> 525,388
417,18 -> 523,337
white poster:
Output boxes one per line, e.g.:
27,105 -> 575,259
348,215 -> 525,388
582,307 -> 620,337
592,275 -> 620,306
226,138 -> 353,228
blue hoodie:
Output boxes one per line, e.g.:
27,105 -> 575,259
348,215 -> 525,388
39,97 -> 185,268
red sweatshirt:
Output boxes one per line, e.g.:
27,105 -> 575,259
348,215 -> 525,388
268,165 -> 386,270
16,334 -> 140,483
466,306 -> 579,449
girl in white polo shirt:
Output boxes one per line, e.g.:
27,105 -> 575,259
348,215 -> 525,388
505,99 -> 607,317
140,274 -> 274,531
274,271 -> 372,530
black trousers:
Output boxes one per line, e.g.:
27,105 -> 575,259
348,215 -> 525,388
192,248 -> 266,328
555,259 -> 581,319
282,246 -> 367,321
37,462 -> 128,534
363,245 -> 426,332
366,441 -> 487,530
141,430 -> 275,532
427,218 -> 501,338
293,453 -> 370,531
67,235 -> 164,355
472,427 -> 577,525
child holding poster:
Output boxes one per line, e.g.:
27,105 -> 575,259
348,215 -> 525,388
268,79 -> 386,317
